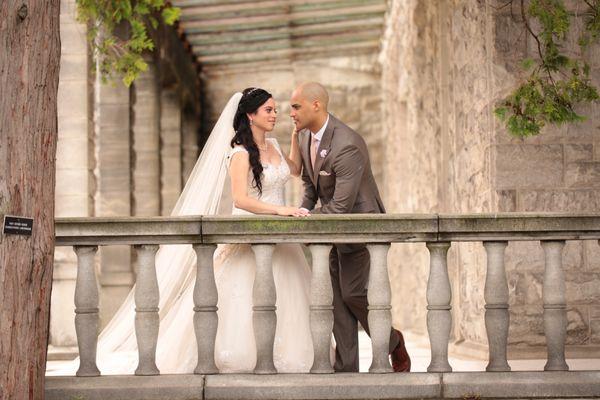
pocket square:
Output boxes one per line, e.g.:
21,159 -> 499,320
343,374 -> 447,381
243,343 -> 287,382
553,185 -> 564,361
319,170 -> 332,176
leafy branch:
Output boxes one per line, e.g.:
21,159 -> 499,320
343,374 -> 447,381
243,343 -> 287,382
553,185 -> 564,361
76,0 -> 181,86
495,0 -> 600,137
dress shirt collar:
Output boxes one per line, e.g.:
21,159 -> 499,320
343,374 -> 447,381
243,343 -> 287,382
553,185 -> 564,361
310,115 -> 329,142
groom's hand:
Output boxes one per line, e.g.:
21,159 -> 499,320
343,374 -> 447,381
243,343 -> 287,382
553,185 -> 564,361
276,206 -> 311,217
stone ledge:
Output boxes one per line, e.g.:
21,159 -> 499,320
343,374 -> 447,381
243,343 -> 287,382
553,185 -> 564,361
45,371 -> 600,400
443,371 -> 600,398
45,375 -> 204,400
202,214 -> 438,244
54,214 -> 600,246
204,373 -> 441,399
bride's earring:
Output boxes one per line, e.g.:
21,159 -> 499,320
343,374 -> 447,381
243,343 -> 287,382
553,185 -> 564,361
249,119 -> 253,126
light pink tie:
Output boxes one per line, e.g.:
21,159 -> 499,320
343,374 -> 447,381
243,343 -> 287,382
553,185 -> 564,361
310,136 -> 319,169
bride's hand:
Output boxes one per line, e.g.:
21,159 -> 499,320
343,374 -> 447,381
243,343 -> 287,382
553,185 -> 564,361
276,206 -> 310,217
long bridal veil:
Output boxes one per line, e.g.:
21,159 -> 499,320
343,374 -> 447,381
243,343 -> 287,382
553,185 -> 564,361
63,92 -> 243,374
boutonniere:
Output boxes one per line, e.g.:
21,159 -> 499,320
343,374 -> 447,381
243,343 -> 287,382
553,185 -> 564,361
320,149 -> 328,158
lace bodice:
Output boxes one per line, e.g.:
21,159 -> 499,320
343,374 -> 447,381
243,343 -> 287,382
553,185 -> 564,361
228,138 -> 290,215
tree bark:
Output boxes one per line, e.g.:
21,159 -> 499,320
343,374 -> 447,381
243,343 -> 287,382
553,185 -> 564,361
0,1 -> 60,399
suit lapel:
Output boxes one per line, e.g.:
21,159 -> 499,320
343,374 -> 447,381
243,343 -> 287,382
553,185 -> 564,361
312,115 -> 335,185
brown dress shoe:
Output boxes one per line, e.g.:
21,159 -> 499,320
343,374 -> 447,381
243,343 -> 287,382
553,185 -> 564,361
390,329 -> 411,372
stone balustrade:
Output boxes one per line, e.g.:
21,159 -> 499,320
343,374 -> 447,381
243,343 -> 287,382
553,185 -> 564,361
54,213 -> 600,380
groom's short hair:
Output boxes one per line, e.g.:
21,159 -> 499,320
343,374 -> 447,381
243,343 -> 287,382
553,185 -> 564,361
299,82 -> 329,111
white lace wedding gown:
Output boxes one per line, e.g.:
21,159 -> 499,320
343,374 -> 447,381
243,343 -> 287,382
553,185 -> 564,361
153,138 -> 314,373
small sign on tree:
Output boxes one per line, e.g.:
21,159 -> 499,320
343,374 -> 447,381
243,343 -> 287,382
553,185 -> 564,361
3,215 -> 34,236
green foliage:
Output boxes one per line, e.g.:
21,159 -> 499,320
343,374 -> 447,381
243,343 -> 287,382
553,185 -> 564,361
495,0 -> 600,137
76,0 -> 181,86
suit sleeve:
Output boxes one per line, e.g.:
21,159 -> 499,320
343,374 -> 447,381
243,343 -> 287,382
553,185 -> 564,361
300,163 -> 318,210
312,144 -> 365,214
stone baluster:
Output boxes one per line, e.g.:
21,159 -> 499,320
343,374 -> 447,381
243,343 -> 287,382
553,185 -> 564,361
426,242 -> 452,372
134,244 -> 160,375
193,244 -> 218,374
251,244 -> 277,374
483,241 -> 511,372
541,240 -> 569,371
74,245 -> 100,377
308,244 -> 334,374
367,244 -> 393,373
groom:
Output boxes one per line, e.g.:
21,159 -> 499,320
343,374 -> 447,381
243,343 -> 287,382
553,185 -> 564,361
290,82 -> 410,372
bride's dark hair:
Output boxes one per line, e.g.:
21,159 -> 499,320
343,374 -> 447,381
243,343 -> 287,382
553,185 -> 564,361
231,87 -> 272,196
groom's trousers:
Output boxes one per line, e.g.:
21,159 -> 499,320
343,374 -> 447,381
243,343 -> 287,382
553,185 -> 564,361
330,245 -> 400,372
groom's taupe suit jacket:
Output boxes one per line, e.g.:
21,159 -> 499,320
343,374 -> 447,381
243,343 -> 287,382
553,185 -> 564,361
300,114 -> 385,217
299,114 -> 396,372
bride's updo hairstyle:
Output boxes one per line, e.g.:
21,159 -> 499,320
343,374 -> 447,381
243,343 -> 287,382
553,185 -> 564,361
231,87 -> 272,196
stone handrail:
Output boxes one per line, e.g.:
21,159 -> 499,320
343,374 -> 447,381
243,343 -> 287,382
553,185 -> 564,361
56,213 -> 600,245
55,213 -> 600,377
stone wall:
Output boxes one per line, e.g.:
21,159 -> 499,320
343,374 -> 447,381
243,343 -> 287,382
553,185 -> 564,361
492,1 -> 600,358
381,0 -> 600,358
200,53 -> 385,207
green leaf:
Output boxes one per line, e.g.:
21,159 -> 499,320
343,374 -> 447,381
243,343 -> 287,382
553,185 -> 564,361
494,0 -> 600,138
521,58 -> 536,70
162,7 -> 181,25
494,106 -> 508,120
134,58 -> 148,72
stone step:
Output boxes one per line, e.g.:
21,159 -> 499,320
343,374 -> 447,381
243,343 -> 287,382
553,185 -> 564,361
45,371 -> 600,400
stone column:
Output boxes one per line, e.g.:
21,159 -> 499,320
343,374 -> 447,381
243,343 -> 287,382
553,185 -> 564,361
160,87 -> 182,215
134,244 -> 160,375
51,0 -> 92,351
74,246 -> 100,377
182,111 -> 200,185
131,57 -> 161,216
367,244 -> 393,373
426,242 -> 452,372
541,240 -> 569,371
193,244 -> 218,374
94,61 -> 134,328
483,241 -> 510,372
251,244 -> 277,374
308,244 -> 334,374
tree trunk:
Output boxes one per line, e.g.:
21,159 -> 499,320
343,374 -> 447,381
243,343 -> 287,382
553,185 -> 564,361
0,1 -> 60,399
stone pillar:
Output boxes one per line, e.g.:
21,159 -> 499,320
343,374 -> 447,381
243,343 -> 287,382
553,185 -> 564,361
160,87 -> 182,215
182,111 -> 200,185
134,244 -> 160,376
367,244 -> 393,373
131,57 -> 161,217
74,246 -> 100,377
308,244 -> 334,374
483,241 -> 510,372
426,242 -> 452,372
541,240 -> 569,371
193,244 -> 218,374
251,244 -> 277,374
51,0 -> 92,351
94,64 -> 134,328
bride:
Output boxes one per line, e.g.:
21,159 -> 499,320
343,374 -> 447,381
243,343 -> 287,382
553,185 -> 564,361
61,88 -> 316,375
